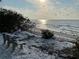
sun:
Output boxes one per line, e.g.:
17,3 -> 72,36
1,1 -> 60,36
39,0 -> 46,3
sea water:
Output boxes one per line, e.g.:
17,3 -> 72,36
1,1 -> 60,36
33,19 -> 79,35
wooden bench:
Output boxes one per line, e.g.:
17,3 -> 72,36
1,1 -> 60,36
2,32 -> 37,52
2,33 -> 27,51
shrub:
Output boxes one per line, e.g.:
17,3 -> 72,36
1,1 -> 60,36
72,37 -> 79,59
0,8 -> 26,33
41,29 -> 54,39
75,37 -> 79,49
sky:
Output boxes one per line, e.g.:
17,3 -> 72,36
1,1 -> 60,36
0,0 -> 79,20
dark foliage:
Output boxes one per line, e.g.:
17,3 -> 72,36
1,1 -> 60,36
41,29 -> 54,39
0,8 -> 26,33
21,18 -> 36,31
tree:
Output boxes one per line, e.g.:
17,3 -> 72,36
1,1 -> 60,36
0,8 -> 26,33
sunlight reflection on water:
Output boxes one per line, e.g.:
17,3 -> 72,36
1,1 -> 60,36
37,19 -> 47,29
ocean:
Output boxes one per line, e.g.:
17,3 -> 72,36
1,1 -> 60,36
33,19 -> 79,35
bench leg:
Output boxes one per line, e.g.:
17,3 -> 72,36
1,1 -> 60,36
20,44 -> 23,50
11,43 -> 17,52
6,41 -> 11,48
3,39 -> 7,45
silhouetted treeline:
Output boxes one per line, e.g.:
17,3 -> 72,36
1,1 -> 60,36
0,8 -> 26,33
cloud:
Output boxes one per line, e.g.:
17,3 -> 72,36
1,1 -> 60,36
1,0 -> 79,19
2,5 -> 37,19
33,0 -> 79,19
